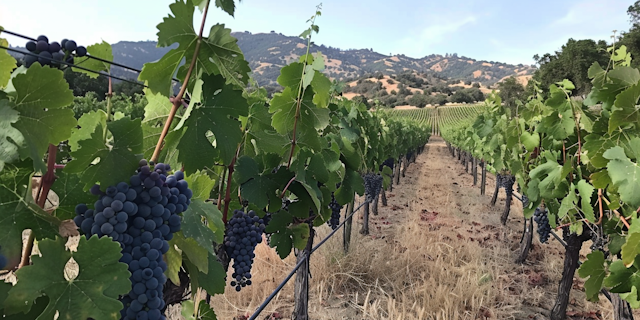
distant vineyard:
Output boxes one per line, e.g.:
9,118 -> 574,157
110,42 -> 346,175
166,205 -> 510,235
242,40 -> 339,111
384,104 -> 486,136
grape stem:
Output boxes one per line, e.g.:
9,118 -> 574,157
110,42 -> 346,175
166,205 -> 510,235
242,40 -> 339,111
106,76 -> 113,121
280,176 -> 297,198
150,0 -> 212,163
601,196 -> 631,229
222,143 -> 242,224
21,144 -> 58,269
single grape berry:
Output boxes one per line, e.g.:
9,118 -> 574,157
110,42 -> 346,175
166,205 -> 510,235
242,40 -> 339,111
35,40 -> 49,53
26,41 -> 37,52
64,40 -> 77,52
76,46 -> 87,57
48,42 -> 61,53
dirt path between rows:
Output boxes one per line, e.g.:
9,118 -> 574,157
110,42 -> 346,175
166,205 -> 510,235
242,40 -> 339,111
204,136 -> 626,320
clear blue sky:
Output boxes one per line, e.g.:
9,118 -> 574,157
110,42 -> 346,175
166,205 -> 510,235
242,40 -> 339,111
0,0 -> 633,65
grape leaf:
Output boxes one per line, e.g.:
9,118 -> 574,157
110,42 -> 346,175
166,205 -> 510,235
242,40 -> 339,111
536,108 -> 574,140
291,223 -> 311,250
577,251 -> 606,301
139,0 -> 249,96
50,171 -> 97,220
72,41 -> 113,78
141,88 -> 180,160
182,200 -> 224,250
184,171 -> 215,202
0,164 -> 60,270
576,180 -> 595,223
244,102 -> 289,156
622,233 -> 640,267
176,74 -> 248,171
269,229 -> 294,259
604,259 -> 640,297
172,232 -> 208,272
68,110 -> 107,152
11,64 -> 75,172
0,100 -> 24,172
557,183 -> 577,220
603,146 -> 640,208
197,300 -> 218,320
0,38 -> 17,88
520,132 -> 539,152
165,241 -> 182,285
4,236 -> 130,320
64,117 -> 143,191
609,81 -> 640,133
181,297 -> 218,320
583,133 -> 618,168
334,168 -> 364,205
189,251 -> 225,295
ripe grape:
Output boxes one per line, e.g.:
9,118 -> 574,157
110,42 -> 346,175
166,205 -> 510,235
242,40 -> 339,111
224,209 -> 266,291
35,40 -> 48,53
363,173 -> 383,203
26,41 -> 36,52
533,207 -> 551,244
64,40 -> 77,52
48,42 -> 61,53
36,35 -> 48,42
327,193 -> 342,230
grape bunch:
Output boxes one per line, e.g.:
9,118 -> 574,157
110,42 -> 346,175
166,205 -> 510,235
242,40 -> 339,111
0,246 -> 6,270
363,173 -> 383,203
533,207 -> 551,244
224,209 -> 267,292
379,158 -> 394,171
73,159 -> 191,320
327,193 -> 342,230
590,230 -> 609,257
406,150 -> 414,161
23,35 -> 86,68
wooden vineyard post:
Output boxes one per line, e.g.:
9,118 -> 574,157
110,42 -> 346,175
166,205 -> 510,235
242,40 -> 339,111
381,188 -> 388,206
372,192 -> 379,215
360,201 -> 370,235
480,160 -> 487,195
292,225 -> 314,320
472,157 -> 478,185
343,200 -> 354,253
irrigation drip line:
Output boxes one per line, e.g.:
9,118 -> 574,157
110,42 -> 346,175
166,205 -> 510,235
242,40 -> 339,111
0,28 -> 182,83
248,200 -> 368,320
0,45 -> 148,88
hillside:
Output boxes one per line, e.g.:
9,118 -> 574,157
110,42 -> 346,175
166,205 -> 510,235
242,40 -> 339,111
8,31 -> 535,87
343,70 -> 492,108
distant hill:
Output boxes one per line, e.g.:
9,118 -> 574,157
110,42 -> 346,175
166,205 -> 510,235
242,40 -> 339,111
9,31 -> 535,87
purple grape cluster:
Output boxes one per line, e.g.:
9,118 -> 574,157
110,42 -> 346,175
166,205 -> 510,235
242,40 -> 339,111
224,209 -> 267,292
23,35 -> 86,68
73,159 -> 192,320
327,193 -> 342,230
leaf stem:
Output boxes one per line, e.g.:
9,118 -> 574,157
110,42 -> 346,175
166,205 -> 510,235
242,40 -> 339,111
106,75 -> 113,121
150,0 -> 211,163
280,176 -> 297,198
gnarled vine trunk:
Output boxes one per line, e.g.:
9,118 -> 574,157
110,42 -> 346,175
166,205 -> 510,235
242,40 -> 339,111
612,293 -> 635,320
480,161 -> 486,195
550,231 -> 590,320
500,175 -> 514,225
372,192 -> 379,215
472,157 -> 478,185
490,174 -> 501,206
360,201 -> 370,235
381,188 -> 388,206
515,218 -> 533,264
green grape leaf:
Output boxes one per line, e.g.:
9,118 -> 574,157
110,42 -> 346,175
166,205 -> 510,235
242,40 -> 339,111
576,180 -> 595,223
244,102 -> 289,156
4,236 -> 130,320
269,228 -> 294,259
604,259 -> 640,295
172,232 -> 208,272
0,164 -> 60,270
277,62 -> 304,88
529,160 -> 565,199
184,171 -> 216,202
0,296 -> 49,320
140,87 -> 178,159
182,200 -> 225,249
176,74 -> 248,171
557,183 -> 577,220
0,100 -> 24,171
190,251 -> 225,295
69,110 -> 107,152
536,108 -> 574,140
577,251 -> 606,301
165,241 -> 182,285
51,171 -> 98,220
334,168 -> 364,205
520,131 -> 539,152
311,72 -> 332,109
65,117 -> 142,191
291,223 -> 311,250
12,64 -> 75,172
583,133 -> 618,168
139,0 -> 249,96
609,82 -> 640,133
270,87 -> 329,152
235,156 -> 281,209
72,41 -> 113,78
622,233 -> 640,267
0,38 -> 17,88
604,146 -> 640,208
197,300 -> 218,320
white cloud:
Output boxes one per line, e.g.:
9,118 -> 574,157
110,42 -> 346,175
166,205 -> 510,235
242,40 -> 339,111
394,14 -> 477,57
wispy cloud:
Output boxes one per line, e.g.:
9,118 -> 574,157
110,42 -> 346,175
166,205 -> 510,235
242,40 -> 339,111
394,14 -> 477,57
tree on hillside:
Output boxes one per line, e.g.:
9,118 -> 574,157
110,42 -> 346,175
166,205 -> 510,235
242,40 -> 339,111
619,2 -> 640,68
497,77 -> 525,116
532,38 -> 609,95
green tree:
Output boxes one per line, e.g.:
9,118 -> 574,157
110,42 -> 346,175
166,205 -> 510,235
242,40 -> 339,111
532,38 -> 609,96
497,77 -> 525,116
